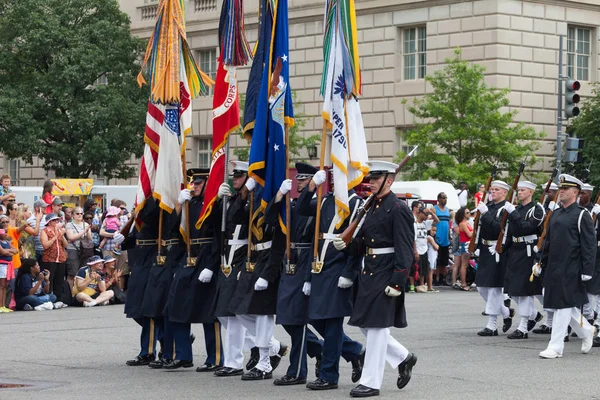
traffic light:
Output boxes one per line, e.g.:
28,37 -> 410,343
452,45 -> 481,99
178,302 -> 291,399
564,137 -> 584,163
564,79 -> 580,119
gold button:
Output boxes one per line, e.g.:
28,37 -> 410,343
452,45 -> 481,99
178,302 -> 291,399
371,239 -> 374,243
370,273 -> 373,276
363,271 -> 366,275
373,255 -> 376,259
376,205 -> 379,209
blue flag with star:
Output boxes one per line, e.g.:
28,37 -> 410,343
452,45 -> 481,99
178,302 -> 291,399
248,0 -> 294,232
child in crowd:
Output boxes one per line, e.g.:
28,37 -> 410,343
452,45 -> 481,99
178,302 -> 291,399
0,225 -> 18,312
99,206 -> 121,254
427,225 -> 440,292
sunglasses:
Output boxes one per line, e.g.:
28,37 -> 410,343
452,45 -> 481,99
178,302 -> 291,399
119,207 -> 127,211
465,211 -> 471,214
75,212 -> 83,215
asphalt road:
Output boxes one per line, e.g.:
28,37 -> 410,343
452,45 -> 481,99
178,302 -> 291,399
1,287 -> 598,400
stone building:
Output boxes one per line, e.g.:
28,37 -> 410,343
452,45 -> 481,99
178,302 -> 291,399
5,0 -> 600,185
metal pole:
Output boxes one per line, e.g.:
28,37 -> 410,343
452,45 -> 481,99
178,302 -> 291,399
556,35 -> 564,175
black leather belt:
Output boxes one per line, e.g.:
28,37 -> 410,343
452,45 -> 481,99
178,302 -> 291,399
191,237 -> 212,245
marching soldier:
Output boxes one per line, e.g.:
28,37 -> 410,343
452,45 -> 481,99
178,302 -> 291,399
474,180 -> 514,336
334,161 -> 417,398
161,169 -> 222,369
266,163 -> 324,386
297,169 -> 364,391
212,161 -> 258,377
580,183 -> 594,211
502,181 -> 545,339
124,198 -> 161,366
589,203 -> 600,347
535,174 -> 596,359
229,172 -> 288,381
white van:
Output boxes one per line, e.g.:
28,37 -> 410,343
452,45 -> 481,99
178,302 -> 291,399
391,181 -> 461,211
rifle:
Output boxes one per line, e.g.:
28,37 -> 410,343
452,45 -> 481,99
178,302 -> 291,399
535,190 -> 559,252
496,161 -> 526,254
468,165 -> 498,254
539,168 -> 559,207
339,145 -> 418,245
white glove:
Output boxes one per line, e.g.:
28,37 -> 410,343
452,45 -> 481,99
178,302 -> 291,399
476,203 -> 488,215
548,201 -> 558,211
338,276 -> 353,289
312,170 -> 326,186
178,189 -> 191,204
582,274 -> 592,282
333,236 -> 347,251
384,286 -> 402,297
198,268 -> 213,283
113,233 -> 125,244
592,204 -> 600,216
245,177 -> 257,192
532,263 -> 541,277
254,277 -> 268,291
217,183 -> 231,199
488,245 -> 497,256
503,203 -> 515,214
302,281 -> 311,296
237,271 -> 241,281
474,249 -> 480,257
279,179 -> 292,195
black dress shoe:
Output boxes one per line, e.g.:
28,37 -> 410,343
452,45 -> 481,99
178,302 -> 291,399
593,337 -> 600,348
503,309 -> 515,333
149,358 -> 172,369
273,375 -> 307,386
196,363 -> 220,372
532,324 -> 551,334
481,311 -> 488,316
397,352 -> 417,389
527,312 -> 543,331
306,378 -> 338,390
507,330 -> 528,339
314,356 -> 322,378
163,359 -> 194,370
477,328 -> 498,337
126,354 -> 155,366
350,384 -> 380,398
270,344 -> 289,371
351,349 -> 365,383
241,367 -> 272,381
246,347 -> 259,370
214,367 -> 243,377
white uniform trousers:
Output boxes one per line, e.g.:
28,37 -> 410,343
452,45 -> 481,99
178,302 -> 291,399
358,328 -> 409,390
478,287 -> 509,330
218,316 -> 247,370
237,314 -> 280,372
546,307 -> 593,355
583,293 -> 599,321
513,296 -> 536,332
537,292 -> 553,327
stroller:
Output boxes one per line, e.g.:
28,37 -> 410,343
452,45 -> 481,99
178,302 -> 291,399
445,256 -> 477,287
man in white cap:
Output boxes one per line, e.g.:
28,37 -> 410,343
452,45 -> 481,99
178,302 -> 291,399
334,161 -> 417,398
503,180 -> 545,339
580,183 -> 594,212
534,174 -> 596,358
474,180 -> 514,336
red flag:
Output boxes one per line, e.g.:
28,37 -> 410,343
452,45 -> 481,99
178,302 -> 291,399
196,59 -> 240,228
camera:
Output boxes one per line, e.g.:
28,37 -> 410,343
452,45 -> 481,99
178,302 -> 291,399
42,270 -> 49,276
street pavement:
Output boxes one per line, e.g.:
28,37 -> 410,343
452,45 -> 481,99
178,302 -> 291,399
1,287 -> 598,400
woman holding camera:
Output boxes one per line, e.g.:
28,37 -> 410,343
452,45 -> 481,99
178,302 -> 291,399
40,214 -> 69,301
14,258 -> 66,310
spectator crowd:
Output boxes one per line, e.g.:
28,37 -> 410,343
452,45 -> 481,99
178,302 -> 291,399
0,176 -> 130,313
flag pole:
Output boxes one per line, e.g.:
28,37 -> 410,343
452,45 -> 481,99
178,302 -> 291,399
285,125 -> 291,267
312,123 -> 327,272
182,150 -> 194,266
246,191 -> 255,271
157,209 -> 165,265
221,137 -> 230,267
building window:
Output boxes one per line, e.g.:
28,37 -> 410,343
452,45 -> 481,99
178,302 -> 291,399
567,26 -> 592,81
197,138 -> 211,168
6,159 -> 19,186
403,27 -> 426,80
199,49 -> 217,81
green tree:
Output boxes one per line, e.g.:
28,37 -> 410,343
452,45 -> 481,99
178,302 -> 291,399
570,83 -> 600,188
233,92 -> 318,163
0,0 -> 147,179
397,49 -> 542,187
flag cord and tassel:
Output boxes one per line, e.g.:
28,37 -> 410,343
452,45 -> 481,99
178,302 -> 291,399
312,123 -> 328,272
157,209 -> 165,265
285,125 -> 291,268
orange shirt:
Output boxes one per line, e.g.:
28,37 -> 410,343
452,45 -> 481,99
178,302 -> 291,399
8,226 -> 21,270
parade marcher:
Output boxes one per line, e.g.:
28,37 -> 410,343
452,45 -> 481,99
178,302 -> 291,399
266,163 -> 324,386
334,161 -> 418,398
580,183 -> 593,212
229,173 -> 288,381
474,180 -> 514,336
297,169 -> 364,391
160,169 -> 222,370
503,181 -> 545,339
212,162 -> 258,378
124,198 -> 160,366
535,174 -> 596,359
589,202 -> 600,347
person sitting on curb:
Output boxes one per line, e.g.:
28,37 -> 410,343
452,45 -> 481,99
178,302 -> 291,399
73,255 -> 114,307
101,256 -> 125,304
14,258 -> 67,310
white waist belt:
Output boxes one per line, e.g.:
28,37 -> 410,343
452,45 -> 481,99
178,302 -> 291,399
253,241 -> 272,251
228,239 -> 247,246
366,247 -> 394,255
481,239 -> 497,246
512,235 -> 538,243
321,233 -> 337,240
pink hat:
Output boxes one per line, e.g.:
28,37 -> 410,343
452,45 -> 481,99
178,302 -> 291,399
106,206 -> 120,217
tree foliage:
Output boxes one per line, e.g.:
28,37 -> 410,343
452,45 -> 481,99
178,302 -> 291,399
233,92 -> 318,163
0,0 -> 148,179
570,83 -> 600,188
397,49 -> 543,187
